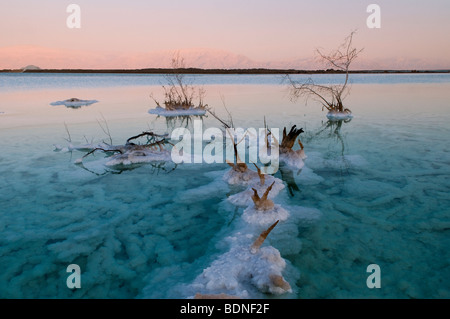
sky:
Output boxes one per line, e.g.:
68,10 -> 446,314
0,0 -> 449,69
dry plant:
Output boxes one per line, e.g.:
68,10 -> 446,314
253,163 -> 265,186
150,52 -> 208,111
97,113 -> 113,145
78,131 -> 171,161
251,181 -> 276,211
207,105 -> 250,174
251,220 -> 279,252
286,31 -> 363,115
250,220 -> 291,291
260,118 -> 304,155
280,125 -> 304,154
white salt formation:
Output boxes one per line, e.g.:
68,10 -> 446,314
104,149 -> 172,166
242,182 -> 290,226
50,98 -> 98,108
54,142 -> 113,153
188,221 -> 292,298
190,124 -> 315,298
58,143 -> 171,166
185,151 -> 303,298
226,163 -> 285,206
148,106 -> 206,117
56,131 -> 172,167
326,111 -> 354,121
243,205 -> 289,226
222,164 -> 260,186
227,175 -> 285,207
279,150 -> 306,169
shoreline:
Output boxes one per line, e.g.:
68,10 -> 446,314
1,68 -> 450,75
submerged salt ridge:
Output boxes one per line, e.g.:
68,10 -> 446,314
183,173 -> 293,298
185,131 -> 307,297
140,163 -> 322,299
141,127 -> 316,299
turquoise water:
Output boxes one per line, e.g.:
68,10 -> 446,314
0,74 -> 449,298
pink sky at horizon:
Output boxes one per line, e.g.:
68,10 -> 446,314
1,0 -> 449,69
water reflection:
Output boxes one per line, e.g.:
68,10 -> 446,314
76,157 -> 177,176
278,165 -> 301,197
162,114 -> 206,130
276,119 -> 353,196
306,118 -> 352,155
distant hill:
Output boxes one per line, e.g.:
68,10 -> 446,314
21,65 -> 41,71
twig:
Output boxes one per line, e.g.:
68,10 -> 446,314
126,131 -> 168,145
97,113 -> 113,145
63,122 -> 72,143
82,147 -> 123,160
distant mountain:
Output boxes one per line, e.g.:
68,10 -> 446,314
0,45 -> 448,70
21,65 -> 41,70
116,48 -> 261,69
0,46 -> 261,70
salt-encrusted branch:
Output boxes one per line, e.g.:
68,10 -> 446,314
269,274 -> 291,291
253,163 -> 265,186
97,114 -> 113,145
280,125 -> 304,152
251,220 -> 279,253
126,131 -> 168,145
286,31 -> 362,114
77,130 -> 172,163
63,122 -> 72,143
81,147 -> 124,160
251,181 -> 275,211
